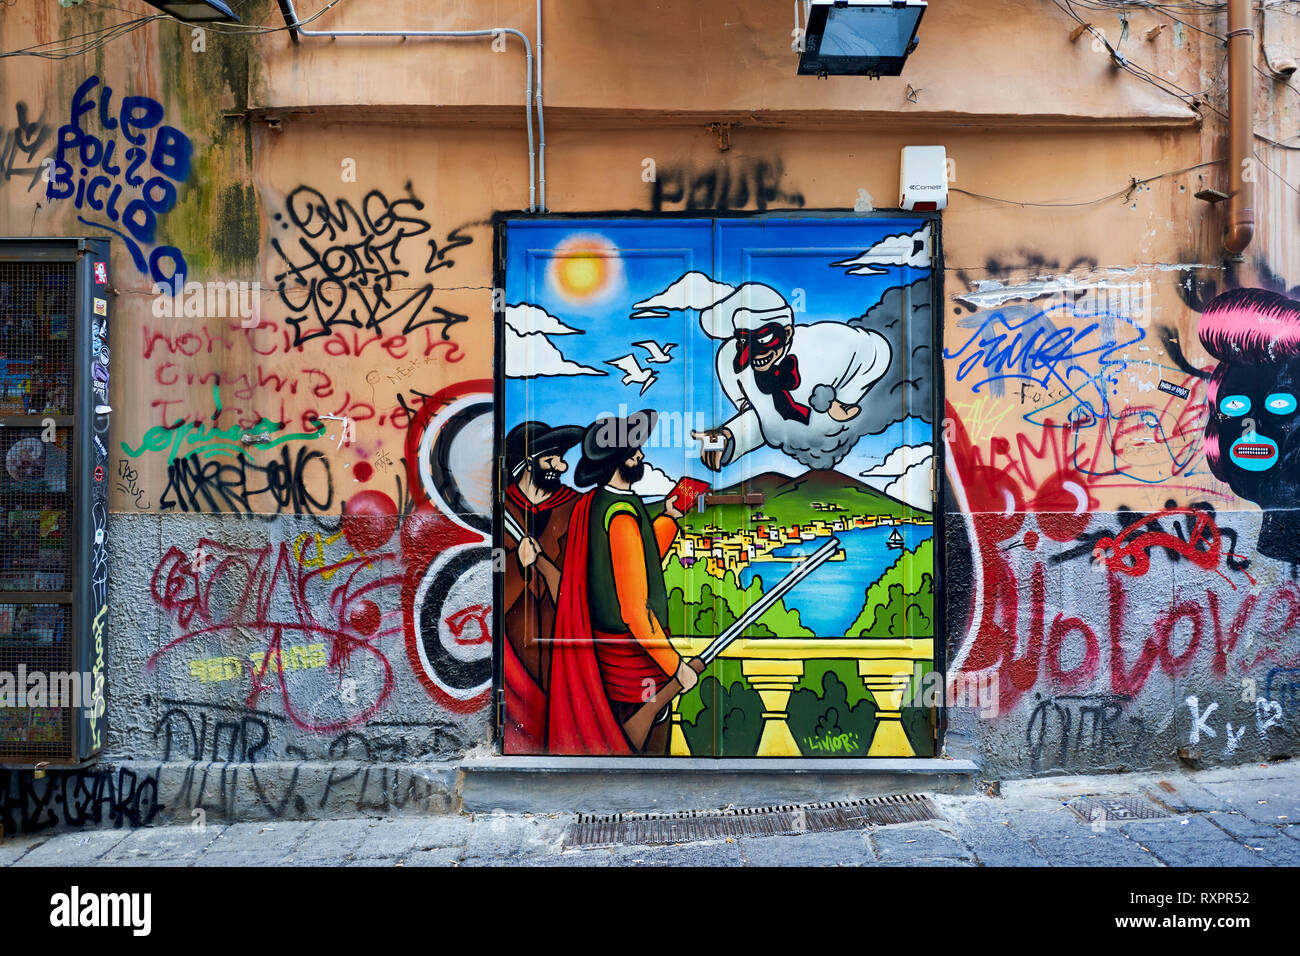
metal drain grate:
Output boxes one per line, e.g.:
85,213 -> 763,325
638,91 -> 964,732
563,793 -> 941,847
1067,795 -> 1172,824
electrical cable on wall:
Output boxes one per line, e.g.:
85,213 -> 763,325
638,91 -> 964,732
950,160 -> 1223,207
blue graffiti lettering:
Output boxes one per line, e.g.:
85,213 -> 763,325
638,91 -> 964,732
944,303 -> 1146,421
47,76 -> 191,285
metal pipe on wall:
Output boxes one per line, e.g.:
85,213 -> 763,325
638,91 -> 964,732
281,0 -> 537,212
1225,0 -> 1254,255
536,0 -> 546,211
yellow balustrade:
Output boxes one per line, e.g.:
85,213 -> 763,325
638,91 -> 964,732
670,637 -> 934,758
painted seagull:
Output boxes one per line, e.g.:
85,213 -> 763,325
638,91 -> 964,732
606,353 -> 658,394
632,340 -> 678,364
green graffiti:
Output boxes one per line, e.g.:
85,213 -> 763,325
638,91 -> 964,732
120,384 -> 326,462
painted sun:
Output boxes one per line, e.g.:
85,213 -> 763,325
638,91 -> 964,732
549,234 -> 623,303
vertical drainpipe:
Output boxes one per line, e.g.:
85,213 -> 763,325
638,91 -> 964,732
1224,0 -> 1255,256
536,0 -> 546,212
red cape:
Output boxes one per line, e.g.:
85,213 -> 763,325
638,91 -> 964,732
502,481 -> 580,753
546,490 -> 634,755
502,639 -> 546,754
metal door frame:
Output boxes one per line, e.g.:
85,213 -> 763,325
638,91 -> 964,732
491,209 -> 946,757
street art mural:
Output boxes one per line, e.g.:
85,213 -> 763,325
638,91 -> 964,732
942,274 -> 1300,774
500,217 -> 939,757
1199,288 -> 1300,562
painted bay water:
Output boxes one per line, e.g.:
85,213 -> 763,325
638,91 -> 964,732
738,523 -> 934,636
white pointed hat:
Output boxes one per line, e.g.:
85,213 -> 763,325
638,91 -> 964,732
697,282 -> 793,340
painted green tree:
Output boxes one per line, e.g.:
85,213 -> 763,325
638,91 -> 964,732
680,673 -> 766,757
847,539 -> 934,638
663,553 -> 813,639
787,670 -> 877,757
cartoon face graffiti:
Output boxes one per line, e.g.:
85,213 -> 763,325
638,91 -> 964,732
1200,288 -> 1300,560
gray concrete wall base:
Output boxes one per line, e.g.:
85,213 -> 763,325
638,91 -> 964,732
0,760 -> 460,835
459,757 -> 981,814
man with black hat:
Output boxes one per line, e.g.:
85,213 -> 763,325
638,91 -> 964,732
547,409 -> 698,755
502,420 -> 583,754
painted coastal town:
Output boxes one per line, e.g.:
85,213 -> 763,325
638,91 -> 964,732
663,469 -> 934,643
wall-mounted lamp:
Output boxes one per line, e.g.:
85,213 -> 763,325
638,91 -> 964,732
139,0 -> 240,23
798,0 -> 926,77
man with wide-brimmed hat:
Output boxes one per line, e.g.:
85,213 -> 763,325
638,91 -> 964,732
501,420 -> 583,754
546,409 -> 698,755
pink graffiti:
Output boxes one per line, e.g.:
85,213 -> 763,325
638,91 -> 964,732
146,536 -> 403,733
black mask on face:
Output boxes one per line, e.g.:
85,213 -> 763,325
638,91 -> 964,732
617,460 -> 646,486
1213,358 -> 1300,508
733,322 -> 792,374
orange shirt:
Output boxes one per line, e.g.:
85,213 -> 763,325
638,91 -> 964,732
607,512 -> 680,676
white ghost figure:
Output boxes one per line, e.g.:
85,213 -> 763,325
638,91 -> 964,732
695,283 -> 891,471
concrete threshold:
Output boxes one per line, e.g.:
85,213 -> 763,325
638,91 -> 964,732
459,756 -> 981,814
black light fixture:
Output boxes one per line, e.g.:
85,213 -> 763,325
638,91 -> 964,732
140,0 -> 240,22
798,0 -> 926,77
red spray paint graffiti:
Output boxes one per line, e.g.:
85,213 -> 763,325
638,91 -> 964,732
400,378 -> 495,714
945,401 -> 1298,712
146,534 -> 403,733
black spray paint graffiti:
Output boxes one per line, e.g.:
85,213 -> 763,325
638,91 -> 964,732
1,101 -> 51,193
649,159 -> 806,212
116,457 -> 149,509
1026,693 -> 1145,768
0,767 -> 162,834
155,700 -> 454,819
158,445 -> 334,515
270,185 -> 473,348
153,699 -> 469,765
169,758 -> 448,821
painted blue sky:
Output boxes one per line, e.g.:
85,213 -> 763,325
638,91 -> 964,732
503,217 -> 933,498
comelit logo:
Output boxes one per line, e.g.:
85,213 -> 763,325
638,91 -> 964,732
49,887 -> 152,936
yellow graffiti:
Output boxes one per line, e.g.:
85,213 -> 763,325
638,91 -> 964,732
292,529 -> 371,580
188,643 -> 327,683
90,605 -> 107,749
949,394 -> 1016,446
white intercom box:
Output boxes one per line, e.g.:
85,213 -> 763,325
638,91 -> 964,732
900,145 -> 948,211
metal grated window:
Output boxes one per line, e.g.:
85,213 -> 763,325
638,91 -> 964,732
563,793 -> 942,847
0,262 -> 74,416
0,427 -> 72,594
0,260 -> 76,761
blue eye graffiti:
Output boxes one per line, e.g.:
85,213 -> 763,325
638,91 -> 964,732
1219,394 -> 1251,417
1264,392 -> 1298,415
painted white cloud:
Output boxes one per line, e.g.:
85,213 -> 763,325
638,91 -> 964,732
632,460 -> 676,498
882,459 -> 935,510
504,303 -> 584,337
503,325 -> 606,378
831,225 -> 932,276
860,443 -> 934,481
633,271 -> 736,313
861,443 -> 934,509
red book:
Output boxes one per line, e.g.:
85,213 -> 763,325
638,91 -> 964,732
670,477 -> 710,512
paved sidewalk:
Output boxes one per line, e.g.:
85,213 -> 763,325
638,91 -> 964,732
2,762 -> 1298,867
